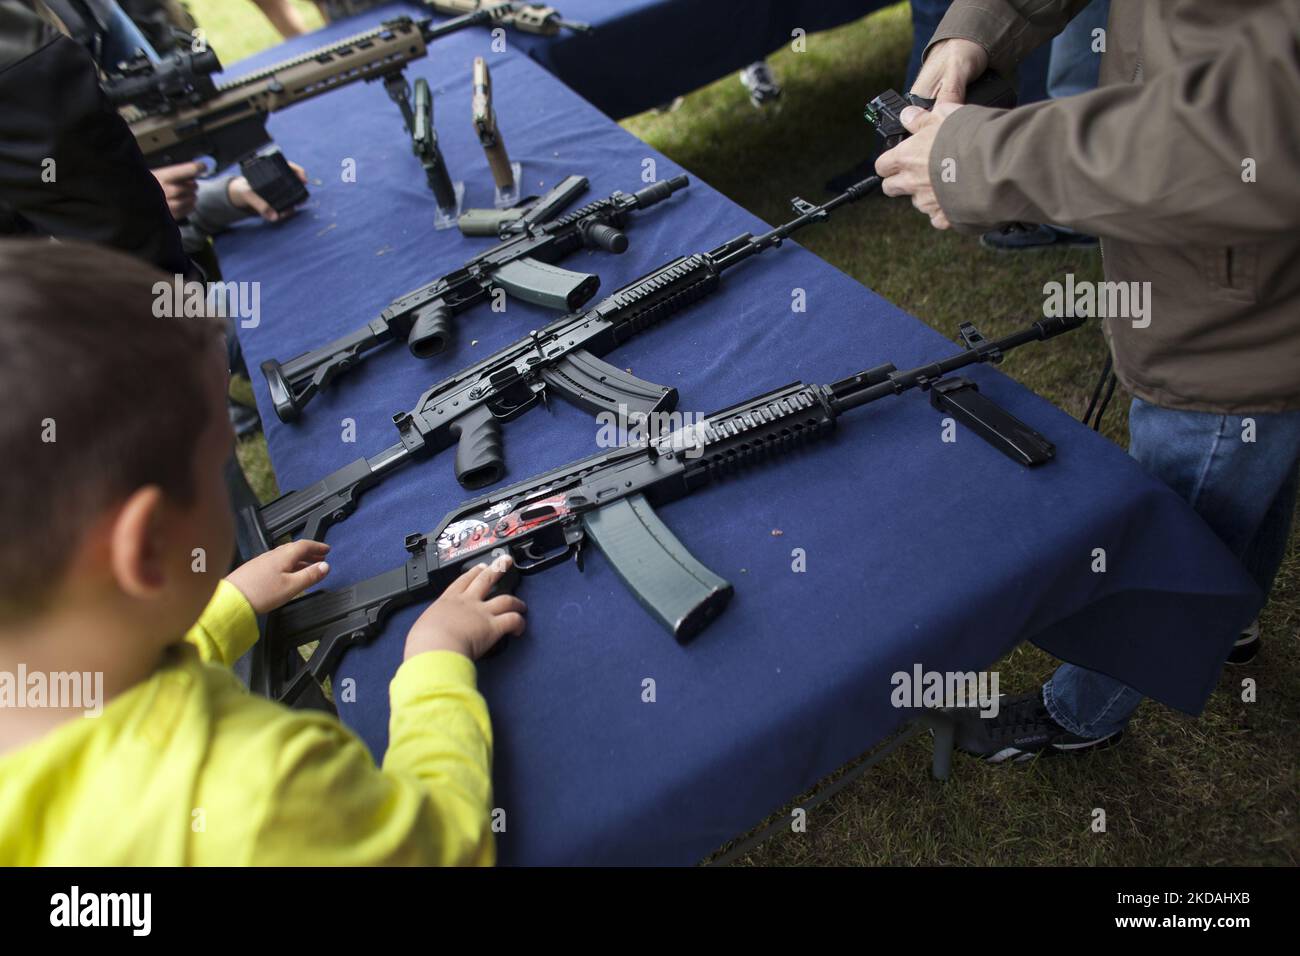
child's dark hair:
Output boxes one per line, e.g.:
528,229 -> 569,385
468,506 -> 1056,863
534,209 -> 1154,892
0,239 -> 224,623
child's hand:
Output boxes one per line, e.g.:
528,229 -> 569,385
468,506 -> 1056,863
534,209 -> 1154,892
225,540 -> 330,614
404,555 -> 526,662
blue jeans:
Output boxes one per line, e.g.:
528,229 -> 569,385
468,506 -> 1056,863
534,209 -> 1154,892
1044,398 -> 1300,738
1046,0 -> 1110,99
1040,0 -> 1110,236
905,0 -> 952,92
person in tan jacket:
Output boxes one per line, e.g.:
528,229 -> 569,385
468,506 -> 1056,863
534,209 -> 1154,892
876,0 -> 1300,760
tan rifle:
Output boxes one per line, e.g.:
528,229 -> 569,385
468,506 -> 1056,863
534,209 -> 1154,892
113,9 -> 507,174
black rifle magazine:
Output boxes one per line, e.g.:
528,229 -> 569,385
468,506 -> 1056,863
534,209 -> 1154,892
240,151 -> 309,214
582,494 -> 733,641
929,377 -> 1055,467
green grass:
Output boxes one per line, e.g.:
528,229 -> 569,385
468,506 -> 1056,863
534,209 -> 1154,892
211,2 -> 1298,865
188,0 -> 323,63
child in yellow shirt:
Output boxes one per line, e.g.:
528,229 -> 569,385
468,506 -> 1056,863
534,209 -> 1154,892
0,239 -> 525,865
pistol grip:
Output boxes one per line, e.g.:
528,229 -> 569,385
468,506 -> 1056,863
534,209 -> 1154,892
541,349 -> 677,417
408,304 -> 454,358
483,136 -> 514,190
934,70 -> 1017,110
473,547 -> 520,660
453,404 -> 506,489
427,158 -> 457,211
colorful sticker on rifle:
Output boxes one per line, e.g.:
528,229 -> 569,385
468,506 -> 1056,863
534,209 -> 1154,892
435,493 -> 572,560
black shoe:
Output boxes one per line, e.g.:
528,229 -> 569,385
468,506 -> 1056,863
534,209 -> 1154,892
980,222 -> 1099,251
947,691 -> 1124,763
1227,620 -> 1260,664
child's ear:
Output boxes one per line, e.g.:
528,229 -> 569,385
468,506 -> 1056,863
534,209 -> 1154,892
109,486 -> 168,599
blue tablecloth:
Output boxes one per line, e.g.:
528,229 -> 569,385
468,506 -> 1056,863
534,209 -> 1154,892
216,9 -> 1258,864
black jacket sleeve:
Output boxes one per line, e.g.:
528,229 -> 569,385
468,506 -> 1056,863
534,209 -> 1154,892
0,32 -> 189,274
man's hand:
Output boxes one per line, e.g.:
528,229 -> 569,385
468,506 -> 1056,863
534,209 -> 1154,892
875,102 -> 963,230
152,161 -> 206,220
225,540 -> 330,614
404,555 -> 526,662
228,161 -> 308,222
911,37 -> 989,105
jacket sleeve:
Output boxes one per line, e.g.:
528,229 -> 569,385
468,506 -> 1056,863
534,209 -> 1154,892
925,0 -> 1093,78
0,0 -> 58,68
184,580 -> 260,667
248,651 -> 495,866
180,176 -> 255,254
0,34 -> 190,274
187,177 -> 255,236
931,1 -> 1300,244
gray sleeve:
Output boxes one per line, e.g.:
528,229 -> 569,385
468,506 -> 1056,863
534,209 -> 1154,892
187,175 -> 256,235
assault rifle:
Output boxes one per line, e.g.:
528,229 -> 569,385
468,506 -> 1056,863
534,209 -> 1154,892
253,314 -> 1086,707
260,174 -> 691,421
241,175 -> 877,555
104,8 -> 513,211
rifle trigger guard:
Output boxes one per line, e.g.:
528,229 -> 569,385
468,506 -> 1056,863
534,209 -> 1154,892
509,538 -> 578,573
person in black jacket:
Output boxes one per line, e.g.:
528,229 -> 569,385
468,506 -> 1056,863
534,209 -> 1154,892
0,0 -> 191,274
1,0 -> 268,545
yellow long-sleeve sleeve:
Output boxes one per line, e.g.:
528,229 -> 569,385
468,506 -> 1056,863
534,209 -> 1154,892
239,651 -> 495,866
185,578 -> 260,666
0,583 -> 495,866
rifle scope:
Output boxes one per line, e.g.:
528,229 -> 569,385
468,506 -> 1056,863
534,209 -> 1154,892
104,49 -> 222,111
